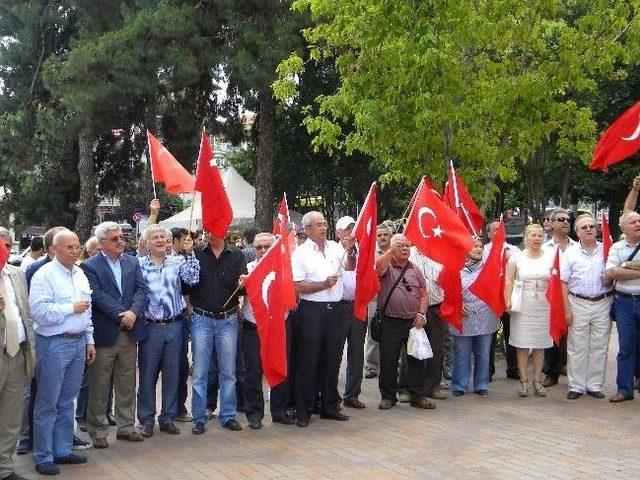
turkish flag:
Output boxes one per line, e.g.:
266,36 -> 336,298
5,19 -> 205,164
273,194 -> 291,236
147,130 -> 195,194
243,236 -> 294,386
546,247 -> 567,345
405,177 -> 475,269
438,266 -> 463,332
469,219 -> 507,318
352,183 -> 380,321
0,238 -> 8,270
444,163 -> 484,235
195,130 -> 233,238
601,212 -> 613,262
589,102 -> 640,171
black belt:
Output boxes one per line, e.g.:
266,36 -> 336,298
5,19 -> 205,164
569,291 -> 614,302
45,332 -> 85,339
145,314 -> 185,325
385,315 -> 415,322
338,299 -> 354,305
299,299 -> 338,310
615,291 -> 640,300
193,306 -> 238,319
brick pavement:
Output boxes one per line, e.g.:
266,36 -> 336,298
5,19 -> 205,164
14,325 -> 640,479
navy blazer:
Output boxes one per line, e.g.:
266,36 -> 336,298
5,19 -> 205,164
81,252 -> 148,348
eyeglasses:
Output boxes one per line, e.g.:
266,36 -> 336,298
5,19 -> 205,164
579,224 -> 596,230
555,217 -> 570,223
401,276 -> 412,292
108,235 -> 125,242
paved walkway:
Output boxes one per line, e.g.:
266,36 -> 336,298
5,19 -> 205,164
14,325 -> 640,479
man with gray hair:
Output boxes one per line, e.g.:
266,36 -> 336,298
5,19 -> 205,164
0,227 -> 34,480
81,222 -> 148,448
29,230 -> 96,475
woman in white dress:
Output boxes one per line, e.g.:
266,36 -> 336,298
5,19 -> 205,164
504,224 -> 553,397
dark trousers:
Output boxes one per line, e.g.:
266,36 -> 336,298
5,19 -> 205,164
543,334 -> 567,379
292,300 -> 345,419
489,313 -> 518,378
207,328 -> 245,411
379,316 -> 425,401
336,302 -> 367,400
421,305 -> 448,394
75,371 -> 114,423
177,318 -> 190,416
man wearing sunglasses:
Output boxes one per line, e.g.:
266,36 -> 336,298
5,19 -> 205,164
541,208 -> 576,388
561,214 -> 613,400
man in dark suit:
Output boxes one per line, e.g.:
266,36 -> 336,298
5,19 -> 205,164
0,227 -> 35,480
81,222 -> 147,449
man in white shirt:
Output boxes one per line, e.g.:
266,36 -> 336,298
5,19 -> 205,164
562,214 -> 613,400
29,230 -> 96,476
291,211 -> 355,427
0,227 -> 34,480
20,237 -> 44,273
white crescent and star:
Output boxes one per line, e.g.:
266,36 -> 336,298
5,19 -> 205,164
261,271 -> 276,308
418,207 -> 444,239
622,114 -> 640,141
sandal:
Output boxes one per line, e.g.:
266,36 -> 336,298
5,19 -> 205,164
518,380 -> 529,397
533,381 -> 547,397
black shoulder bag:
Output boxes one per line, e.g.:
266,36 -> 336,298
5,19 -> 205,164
611,243 -> 640,322
370,263 -> 410,342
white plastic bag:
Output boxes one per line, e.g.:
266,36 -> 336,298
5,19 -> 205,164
407,327 -> 433,360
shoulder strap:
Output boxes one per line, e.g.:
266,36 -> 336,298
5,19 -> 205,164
627,243 -> 640,262
379,262 -> 411,316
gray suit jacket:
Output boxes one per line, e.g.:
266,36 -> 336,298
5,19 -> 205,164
0,264 -> 35,376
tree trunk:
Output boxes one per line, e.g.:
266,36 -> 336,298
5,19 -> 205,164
254,88 -> 276,230
75,125 -> 96,241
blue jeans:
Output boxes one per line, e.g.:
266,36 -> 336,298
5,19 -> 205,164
33,334 -> 86,465
191,313 -> 238,425
137,319 -> 184,426
451,333 -> 493,393
614,296 -> 640,397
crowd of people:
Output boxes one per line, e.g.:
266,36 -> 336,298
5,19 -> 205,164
2,178 -> 640,478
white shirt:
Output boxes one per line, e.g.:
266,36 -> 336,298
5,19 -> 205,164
291,238 -> 344,302
561,241 -> 611,297
409,246 -> 443,305
1,267 -> 26,347
29,258 -> 94,344
542,236 -> 576,254
20,255 -> 39,272
242,259 -> 258,324
606,239 -> 640,294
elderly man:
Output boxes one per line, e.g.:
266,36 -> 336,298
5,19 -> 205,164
0,228 -> 34,480
606,211 -> 640,402
137,224 -> 199,437
82,222 -> 148,448
185,230 -> 246,434
29,230 -> 96,475
364,223 -> 393,379
376,234 -> 430,410
541,208 -> 576,387
291,211 -> 354,427
83,236 -> 101,259
334,216 -> 368,409
561,214 -> 613,400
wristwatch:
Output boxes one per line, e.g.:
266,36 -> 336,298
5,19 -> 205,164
622,261 -> 628,269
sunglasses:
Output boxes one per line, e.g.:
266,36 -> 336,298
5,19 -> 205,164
401,276 -> 412,292
579,224 -> 596,230
555,217 -> 570,223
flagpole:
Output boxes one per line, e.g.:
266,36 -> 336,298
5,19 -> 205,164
401,180 -> 420,221
450,160 -> 478,237
147,130 -> 158,199
188,128 -> 206,234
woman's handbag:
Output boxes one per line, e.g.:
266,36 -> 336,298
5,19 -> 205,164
510,280 -> 524,313
370,263 -> 410,342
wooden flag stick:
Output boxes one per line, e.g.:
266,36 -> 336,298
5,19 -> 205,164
222,284 -> 242,310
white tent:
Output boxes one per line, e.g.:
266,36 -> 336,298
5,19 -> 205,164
159,165 -> 255,230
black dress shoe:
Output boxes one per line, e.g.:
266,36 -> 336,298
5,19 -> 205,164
35,462 -> 60,476
567,391 -> 582,400
542,376 -> 558,388
586,390 -> 605,399
452,390 -> 465,397
160,422 -> 180,435
192,422 -> 205,435
222,419 -> 243,431
16,440 -> 31,455
248,419 -> 263,430
320,412 -> 349,421
364,371 -> 377,379
506,371 -> 520,380
296,416 -> 310,427
53,453 -> 88,465
141,423 -> 154,438
272,415 -> 296,425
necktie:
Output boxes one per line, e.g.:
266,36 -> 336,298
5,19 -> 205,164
0,276 -> 20,357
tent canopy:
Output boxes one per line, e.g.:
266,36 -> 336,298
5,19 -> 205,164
159,165 -> 255,231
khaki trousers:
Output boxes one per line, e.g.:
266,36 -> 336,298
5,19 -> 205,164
0,348 -> 26,479
87,331 -> 137,440
567,295 -> 612,393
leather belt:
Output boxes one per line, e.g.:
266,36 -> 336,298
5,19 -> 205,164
569,291 -> 613,302
145,314 -> 185,325
299,299 -> 338,310
615,291 -> 640,300
48,332 -> 85,339
193,306 -> 237,319
339,299 -> 354,305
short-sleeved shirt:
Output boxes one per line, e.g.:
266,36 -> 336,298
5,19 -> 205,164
377,260 -> 426,319
409,247 -> 443,305
291,238 -> 344,302
606,240 -> 640,294
561,241 -> 611,297
542,237 -> 576,254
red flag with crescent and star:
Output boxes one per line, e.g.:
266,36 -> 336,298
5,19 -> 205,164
405,177 -> 475,269
273,194 -> 291,236
589,102 -> 640,172
147,130 -> 195,194
353,182 -> 380,321
243,236 -> 295,387
443,162 -> 484,236
546,247 -> 567,345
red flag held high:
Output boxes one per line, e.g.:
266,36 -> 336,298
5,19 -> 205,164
405,177 -> 474,269
469,219 -> 507,318
444,162 -> 484,235
601,212 -> 613,262
546,247 -> 566,345
438,267 -> 463,332
273,194 -> 291,236
589,102 -> 640,171
0,238 -> 8,270
195,130 -> 233,238
243,237 -> 294,387
147,130 -> 195,194
352,183 -> 380,321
